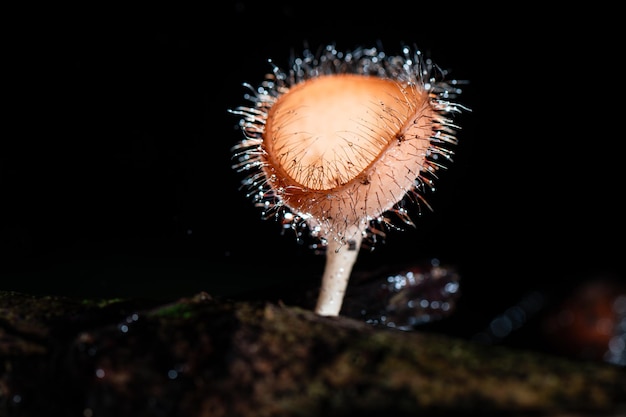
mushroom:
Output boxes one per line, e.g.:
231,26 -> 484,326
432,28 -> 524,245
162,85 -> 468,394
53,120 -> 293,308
230,44 -> 466,316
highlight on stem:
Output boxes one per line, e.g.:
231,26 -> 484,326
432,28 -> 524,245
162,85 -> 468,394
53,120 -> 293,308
229,44 -> 467,316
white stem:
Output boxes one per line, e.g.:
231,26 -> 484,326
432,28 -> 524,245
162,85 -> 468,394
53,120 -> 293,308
314,224 -> 364,316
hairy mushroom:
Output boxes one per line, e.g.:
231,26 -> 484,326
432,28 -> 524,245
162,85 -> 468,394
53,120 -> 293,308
230,44 -> 466,316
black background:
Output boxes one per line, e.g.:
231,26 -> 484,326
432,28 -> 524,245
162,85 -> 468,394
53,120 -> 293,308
3,4 -> 623,345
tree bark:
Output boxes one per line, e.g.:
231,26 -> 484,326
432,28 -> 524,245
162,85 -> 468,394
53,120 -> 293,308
1,290 -> 625,417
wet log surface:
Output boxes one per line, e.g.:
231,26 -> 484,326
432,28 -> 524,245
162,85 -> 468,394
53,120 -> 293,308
1,290 -> 625,417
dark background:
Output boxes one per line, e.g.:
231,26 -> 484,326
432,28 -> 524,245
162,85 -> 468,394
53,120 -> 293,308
3,4 -> 623,352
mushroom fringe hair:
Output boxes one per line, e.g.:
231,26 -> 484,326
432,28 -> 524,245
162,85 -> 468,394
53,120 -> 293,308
230,43 -> 467,252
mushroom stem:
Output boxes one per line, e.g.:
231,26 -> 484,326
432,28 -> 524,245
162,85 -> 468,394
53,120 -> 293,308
315,224 -> 364,316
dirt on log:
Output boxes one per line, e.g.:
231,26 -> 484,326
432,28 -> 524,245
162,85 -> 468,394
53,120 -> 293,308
1,290 -> 625,417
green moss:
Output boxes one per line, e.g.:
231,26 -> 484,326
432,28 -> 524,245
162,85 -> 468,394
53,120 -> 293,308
148,302 -> 196,319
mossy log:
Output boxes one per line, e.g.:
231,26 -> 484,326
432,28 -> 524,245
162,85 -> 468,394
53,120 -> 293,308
1,290 -> 625,417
